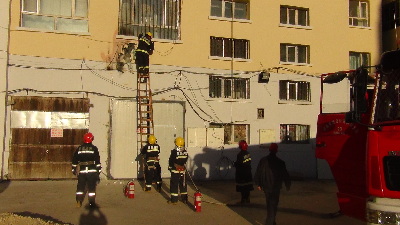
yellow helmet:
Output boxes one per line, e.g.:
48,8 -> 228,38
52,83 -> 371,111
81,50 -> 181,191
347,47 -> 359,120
148,135 -> 156,144
175,137 -> 185,147
146,32 -> 152,38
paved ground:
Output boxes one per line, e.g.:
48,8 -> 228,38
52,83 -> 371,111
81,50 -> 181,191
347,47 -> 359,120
0,179 -> 365,225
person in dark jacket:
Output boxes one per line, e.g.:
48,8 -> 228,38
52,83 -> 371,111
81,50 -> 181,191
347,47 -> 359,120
254,143 -> 291,225
168,137 -> 188,204
234,140 -> 254,204
135,32 -> 154,74
72,132 -> 102,208
140,134 -> 161,192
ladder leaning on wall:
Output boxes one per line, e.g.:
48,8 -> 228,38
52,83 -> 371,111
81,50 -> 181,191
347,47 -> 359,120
136,72 -> 154,153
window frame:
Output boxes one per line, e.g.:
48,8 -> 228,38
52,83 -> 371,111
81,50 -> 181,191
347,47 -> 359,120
280,124 -> 310,144
349,0 -> 369,27
209,76 -> 250,99
279,80 -> 311,102
280,43 -> 310,64
118,0 -> 181,40
210,0 -> 250,20
280,5 -> 309,27
210,36 -> 250,59
209,123 -> 249,144
21,0 -> 89,33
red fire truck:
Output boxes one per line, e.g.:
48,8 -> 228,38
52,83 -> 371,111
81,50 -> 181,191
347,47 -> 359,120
316,49 -> 400,224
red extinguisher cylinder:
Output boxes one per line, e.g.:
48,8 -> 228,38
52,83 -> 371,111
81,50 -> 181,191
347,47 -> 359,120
194,191 -> 202,212
125,181 -> 135,199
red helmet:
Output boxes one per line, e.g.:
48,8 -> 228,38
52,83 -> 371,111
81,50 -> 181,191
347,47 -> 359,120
83,132 -> 94,143
238,140 -> 248,151
269,143 -> 278,153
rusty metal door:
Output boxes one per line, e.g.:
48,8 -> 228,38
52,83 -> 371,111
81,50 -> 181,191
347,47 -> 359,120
9,96 -> 90,180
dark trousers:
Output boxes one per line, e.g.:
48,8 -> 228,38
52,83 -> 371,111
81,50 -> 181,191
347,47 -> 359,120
264,190 -> 280,225
135,52 -> 149,73
170,172 -> 187,202
144,166 -> 156,190
76,173 -> 98,204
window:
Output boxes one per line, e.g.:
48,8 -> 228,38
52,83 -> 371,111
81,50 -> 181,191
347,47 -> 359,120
210,37 -> 250,59
21,0 -> 88,33
349,0 -> 369,27
279,80 -> 311,102
349,52 -> 370,69
210,0 -> 249,20
280,5 -> 309,26
280,43 -> 310,64
209,76 -> 250,99
119,0 -> 181,40
210,123 -> 249,144
382,1 -> 400,31
257,108 -> 264,119
280,124 -> 310,144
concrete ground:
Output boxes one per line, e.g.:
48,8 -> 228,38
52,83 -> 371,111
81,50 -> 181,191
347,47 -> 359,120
0,179 -> 365,225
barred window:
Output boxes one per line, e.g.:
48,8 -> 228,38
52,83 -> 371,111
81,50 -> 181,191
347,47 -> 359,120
119,0 -> 181,40
280,124 -> 310,144
210,123 -> 249,144
211,37 -> 250,59
21,0 -> 88,33
279,80 -> 311,102
210,76 -> 250,99
280,5 -> 309,26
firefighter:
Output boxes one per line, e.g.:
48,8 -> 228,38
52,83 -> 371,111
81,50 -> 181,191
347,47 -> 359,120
72,132 -> 102,208
135,32 -> 154,74
140,134 -> 161,192
168,137 -> 188,204
234,140 -> 254,204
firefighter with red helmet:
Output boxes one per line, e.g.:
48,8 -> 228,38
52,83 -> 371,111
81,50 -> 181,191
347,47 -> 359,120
234,140 -> 254,204
168,137 -> 188,204
72,132 -> 101,208
140,134 -> 162,192
135,32 -> 154,73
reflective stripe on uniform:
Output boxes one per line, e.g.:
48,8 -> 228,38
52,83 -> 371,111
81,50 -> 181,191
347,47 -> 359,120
76,192 -> 84,195
88,193 -> 96,197
78,150 -> 95,154
171,193 -> 178,196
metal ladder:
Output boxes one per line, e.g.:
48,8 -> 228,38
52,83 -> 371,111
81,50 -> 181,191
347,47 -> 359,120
137,72 -> 154,151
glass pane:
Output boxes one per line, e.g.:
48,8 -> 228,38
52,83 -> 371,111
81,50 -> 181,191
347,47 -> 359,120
298,45 -> 307,63
288,46 -> 295,62
211,0 -> 222,17
225,2 -> 232,18
224,79 -> 232,98
349,53 -> 359,69
280,44 -> 286,61
280,7 -> 287,24
23,0 -> 38,12
349,1 -> 359,17
298,9 -> 307,26
21,14 -> 54,30
57,18 -> 88,32
234,2 -> 247,19
360,2 -> 367,18
75,0 -> 88,17
288,9 -> 295,25
224,39 -> 233,58
41,0 -> 72,16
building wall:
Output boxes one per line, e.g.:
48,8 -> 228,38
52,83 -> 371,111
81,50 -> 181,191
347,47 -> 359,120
4,0 -> 382,180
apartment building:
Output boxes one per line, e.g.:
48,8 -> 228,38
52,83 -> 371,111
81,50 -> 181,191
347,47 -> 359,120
2,0 -> 381,180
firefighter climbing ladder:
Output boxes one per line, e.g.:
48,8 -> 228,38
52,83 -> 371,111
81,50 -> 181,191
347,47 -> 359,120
136,72 -> 154,151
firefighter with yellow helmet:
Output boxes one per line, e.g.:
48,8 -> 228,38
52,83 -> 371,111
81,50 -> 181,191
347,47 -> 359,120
168,137 -> 189,204
140,134 -> 161,192
135,31 -> 154,73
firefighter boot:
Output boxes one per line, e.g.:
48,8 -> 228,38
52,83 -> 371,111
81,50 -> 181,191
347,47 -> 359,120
157,182 -> 162,192
181,194 -> 188,204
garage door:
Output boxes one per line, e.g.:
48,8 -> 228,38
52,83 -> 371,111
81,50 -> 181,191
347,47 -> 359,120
9,96 -> 90,180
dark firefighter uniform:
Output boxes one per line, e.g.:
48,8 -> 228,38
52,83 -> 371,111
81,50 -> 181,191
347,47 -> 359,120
135,32 -> 154,73
234,140 -> 254,204
168,137 -> 188,204
72,133 -> 101,208
141,141 -> 161,192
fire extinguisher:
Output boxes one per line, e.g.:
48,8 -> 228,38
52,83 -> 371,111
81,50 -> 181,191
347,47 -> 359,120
194,191 -> 202,212
124,180 -> 135,199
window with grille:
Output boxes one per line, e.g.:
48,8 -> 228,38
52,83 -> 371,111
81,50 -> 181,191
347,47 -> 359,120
279,80 -> 311,102
210,0 -> 249,20
280,124 -> 310,144
211,37 -> 250,59
280,5 -> 309,26
349,52 -> 370,69
280,43 -> 310,64
21,0 -> 88,33
349,0 -> 369,27
119,0 -> 181,40
209,76 -> 250,99
210,123 -> 249,144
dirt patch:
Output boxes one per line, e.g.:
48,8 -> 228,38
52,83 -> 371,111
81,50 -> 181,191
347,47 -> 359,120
0,213 -> 70,225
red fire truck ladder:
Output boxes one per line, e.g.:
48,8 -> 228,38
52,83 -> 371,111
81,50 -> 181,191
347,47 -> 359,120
137,72 -> 154,151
